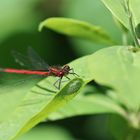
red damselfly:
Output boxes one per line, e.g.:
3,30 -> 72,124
0,47 -> 78,89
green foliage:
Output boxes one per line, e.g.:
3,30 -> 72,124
0,78 -> 84,139
18,125 -> 74,140
0,0 -> 40,42
39,18 -> 115,45
101,0 -> 140,29
0,75 -> 38,122
89,46 -> 140,110
109,114 -> 140,140
61,0 -> 121,55
1,0 -> 140,140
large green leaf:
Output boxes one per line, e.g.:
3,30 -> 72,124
1,45 -> 140,139
48,90 -> 126,121
61,0 -> 122,55
0,75 -> 38,122
0,78 -> 125,140
67,45 -> 140,110
18,125 -> 74,140
0,78 -> 84,140
39,17 -> 115,45
69,45 -> 140,111
101,0 -> 129,28
88,46 -> 140,110
101,0 -> 140,29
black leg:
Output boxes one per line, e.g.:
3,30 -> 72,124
53,78 -> 60,89
69,72 -> 79,77
70,68 -> 74,73
58,76 -> 63,89
53,77 -> 63,89
65,76 -> 71,80
69,68 -> 79,77
61,76 -> 71,83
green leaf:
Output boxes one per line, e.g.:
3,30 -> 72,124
1,45 -> 140,139
48,90 -> 126,121
0,78 -> 84,140
130,0 -> 140,27
18,125 -> 74,140
101,0 -> 129,28
88,46 -> 140,110
69,45 -> 140,111
61,0 -> 122,55
39,17 -> 115,45
0,75 -> 38,122
101,0 -> 140,29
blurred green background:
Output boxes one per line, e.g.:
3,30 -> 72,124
0,0 -> 122,139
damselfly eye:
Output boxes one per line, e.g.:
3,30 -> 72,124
63,65 -> 70,71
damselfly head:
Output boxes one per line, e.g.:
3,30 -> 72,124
62,65 -> 70,74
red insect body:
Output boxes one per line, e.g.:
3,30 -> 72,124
0,65 -> 71,78
49,67 -> 63,77
49,65 -> 71,77
3,68 -> 49,76
0,47 -> 78,89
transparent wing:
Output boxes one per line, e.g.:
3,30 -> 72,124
12,47 -> 49,70
27,47 -> 49,70
11,50 -> 33,69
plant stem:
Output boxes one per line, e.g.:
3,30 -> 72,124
125,0 -> 139,47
